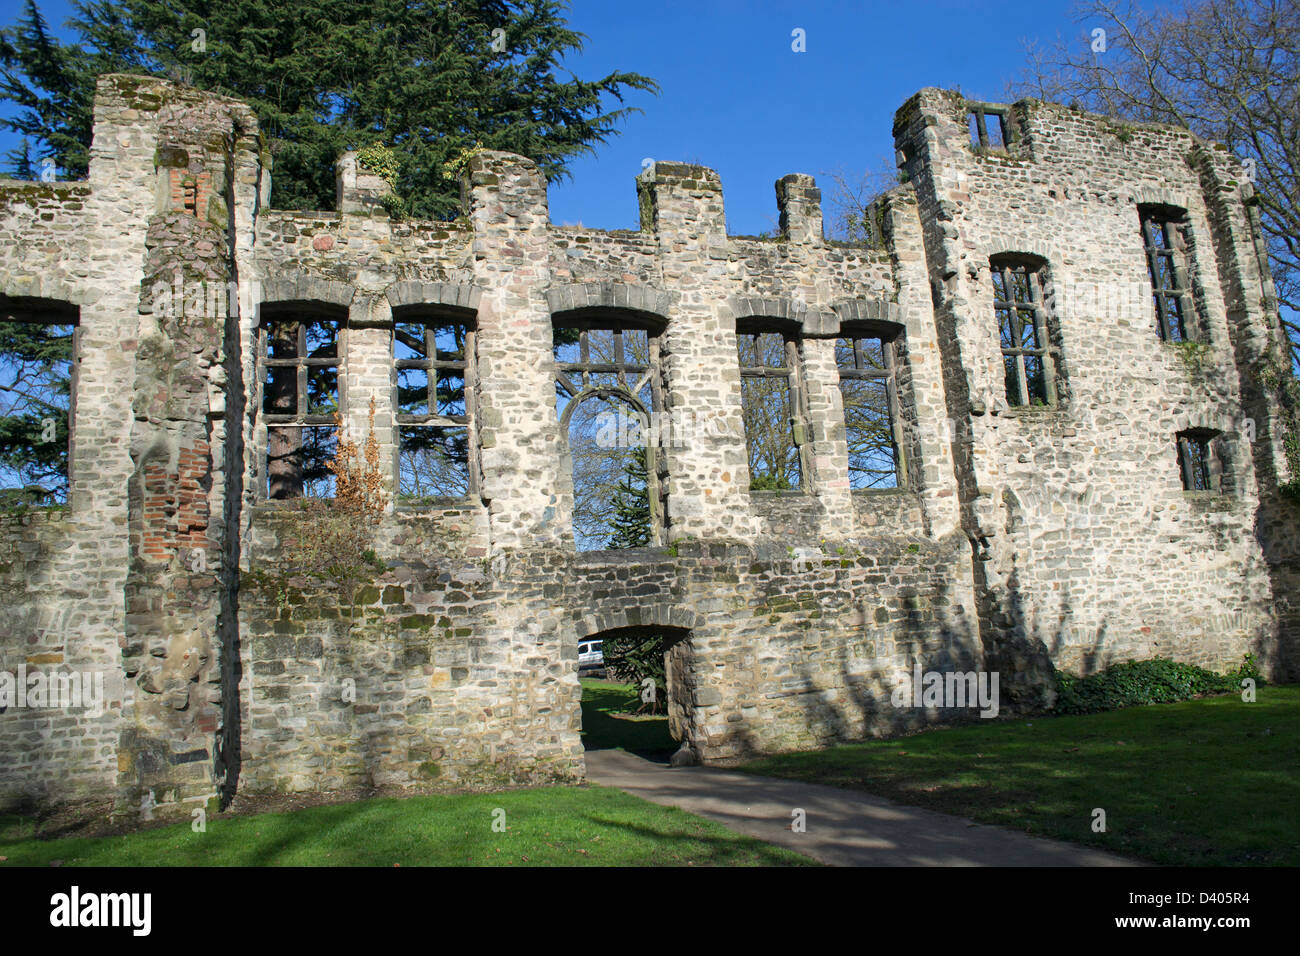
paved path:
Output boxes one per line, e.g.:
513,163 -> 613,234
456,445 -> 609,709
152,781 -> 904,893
585,748 -> 1136,867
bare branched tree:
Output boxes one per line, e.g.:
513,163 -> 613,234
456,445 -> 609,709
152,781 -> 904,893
1014,0 -> 1300,369
822,160 -> 898,245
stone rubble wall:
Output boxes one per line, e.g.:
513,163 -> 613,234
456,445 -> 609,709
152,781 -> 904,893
1,75 -> 1295,814
894,88 -> 1295,699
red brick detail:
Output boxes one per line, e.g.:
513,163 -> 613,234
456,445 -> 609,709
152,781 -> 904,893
140,439 -> 212,564
168,168 -> 214,218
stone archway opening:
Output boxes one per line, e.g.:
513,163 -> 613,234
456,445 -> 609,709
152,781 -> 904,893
577,624 -> 695,762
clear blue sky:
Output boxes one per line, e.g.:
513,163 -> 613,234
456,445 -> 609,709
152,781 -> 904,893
548,0 -> 1088,234
0,0 -> 1096,233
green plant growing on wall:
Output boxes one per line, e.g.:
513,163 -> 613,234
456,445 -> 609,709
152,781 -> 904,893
440,141 -> 485,182
1054,654 -> 1262,715
1173,340 -> 1213,375
356,143 -> 400,187
1105,122 -> 1136,144
379,193 -> 410,221
1260,350 -> 1300,504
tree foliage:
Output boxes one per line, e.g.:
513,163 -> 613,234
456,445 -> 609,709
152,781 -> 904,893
1,0 -> 658,217
0,317 -> 73,501
605,445 -> 650,549
600,628 -> 667,708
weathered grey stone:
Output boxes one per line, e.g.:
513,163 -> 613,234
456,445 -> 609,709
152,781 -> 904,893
0,76 -> 1295,818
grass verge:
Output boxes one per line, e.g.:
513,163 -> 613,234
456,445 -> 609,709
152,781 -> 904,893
739,685 -> 1300,866
0,784 -> 813,867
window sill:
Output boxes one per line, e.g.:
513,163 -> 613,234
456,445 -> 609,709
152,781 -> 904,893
1181,491 -> 1236,511
998,403 -> 1064,419
573,546 -> 675,566
253,498 -> 333,511
394,498 -> 479,512
851,486 -> 912,497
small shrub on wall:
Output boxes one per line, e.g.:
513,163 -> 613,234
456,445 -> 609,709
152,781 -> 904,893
278,397 -> 388,606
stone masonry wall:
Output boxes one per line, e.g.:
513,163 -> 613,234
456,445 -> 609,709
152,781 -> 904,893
894,89 -> 1297,704
1,76 -> 1295,814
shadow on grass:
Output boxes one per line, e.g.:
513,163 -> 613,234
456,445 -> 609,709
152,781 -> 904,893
580,679 -> 676,760
738,686 -> 1300,866
0,783 -> 812,867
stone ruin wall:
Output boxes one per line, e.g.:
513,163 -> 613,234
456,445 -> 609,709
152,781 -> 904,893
894,90 -> 1299,695
0,75 -> 1294,819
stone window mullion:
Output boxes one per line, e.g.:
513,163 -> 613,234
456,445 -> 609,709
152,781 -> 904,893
260,308 -> 343,499
1027,272 -> 1057,405
553,318 -> 664,546
1176,431 -> 1218,492
992,258 -> 1059,407
882,337 -> 907,482
737,326 -> 804,491
394,312 -> 475,500
1141,207 -> 1196,343
836,328 -> 904,489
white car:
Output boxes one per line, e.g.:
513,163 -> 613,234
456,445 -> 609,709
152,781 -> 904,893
578,639 -> 604,669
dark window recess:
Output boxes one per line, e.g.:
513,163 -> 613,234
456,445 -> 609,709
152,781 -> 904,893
260,311 -> 341,499
1177,432 -> 1218,492
968,106 -> 1009,149
836,333 -> 904,489
737,327 -> 806,491
991,260 -> 1059,407
395,317 -> 476,500
1140,209 -> 1195,342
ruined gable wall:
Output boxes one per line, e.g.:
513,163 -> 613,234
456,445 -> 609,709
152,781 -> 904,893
896,89 -> 1291,688
0,75 -> 165,807
6,75 -> 1294,812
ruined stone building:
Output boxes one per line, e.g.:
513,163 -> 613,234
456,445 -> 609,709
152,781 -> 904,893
1,75 -> 1295,818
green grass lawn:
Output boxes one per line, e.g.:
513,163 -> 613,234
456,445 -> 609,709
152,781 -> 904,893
580,678 -> 675,754
0,784 -> 812,867
740,685 -> 1300,866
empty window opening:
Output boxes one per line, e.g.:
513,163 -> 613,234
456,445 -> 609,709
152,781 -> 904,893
554,320 -> 665,551
1177,430 -> 1219,492
837,331 -> 904,489
0,297 -> 78,507
991,258 -> 1059,407
968,106 -> 1009,149
738,326 -> 805,491
1140,207 -> 1195,342
395,312 -> 475,500
260,307 -> 342,499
